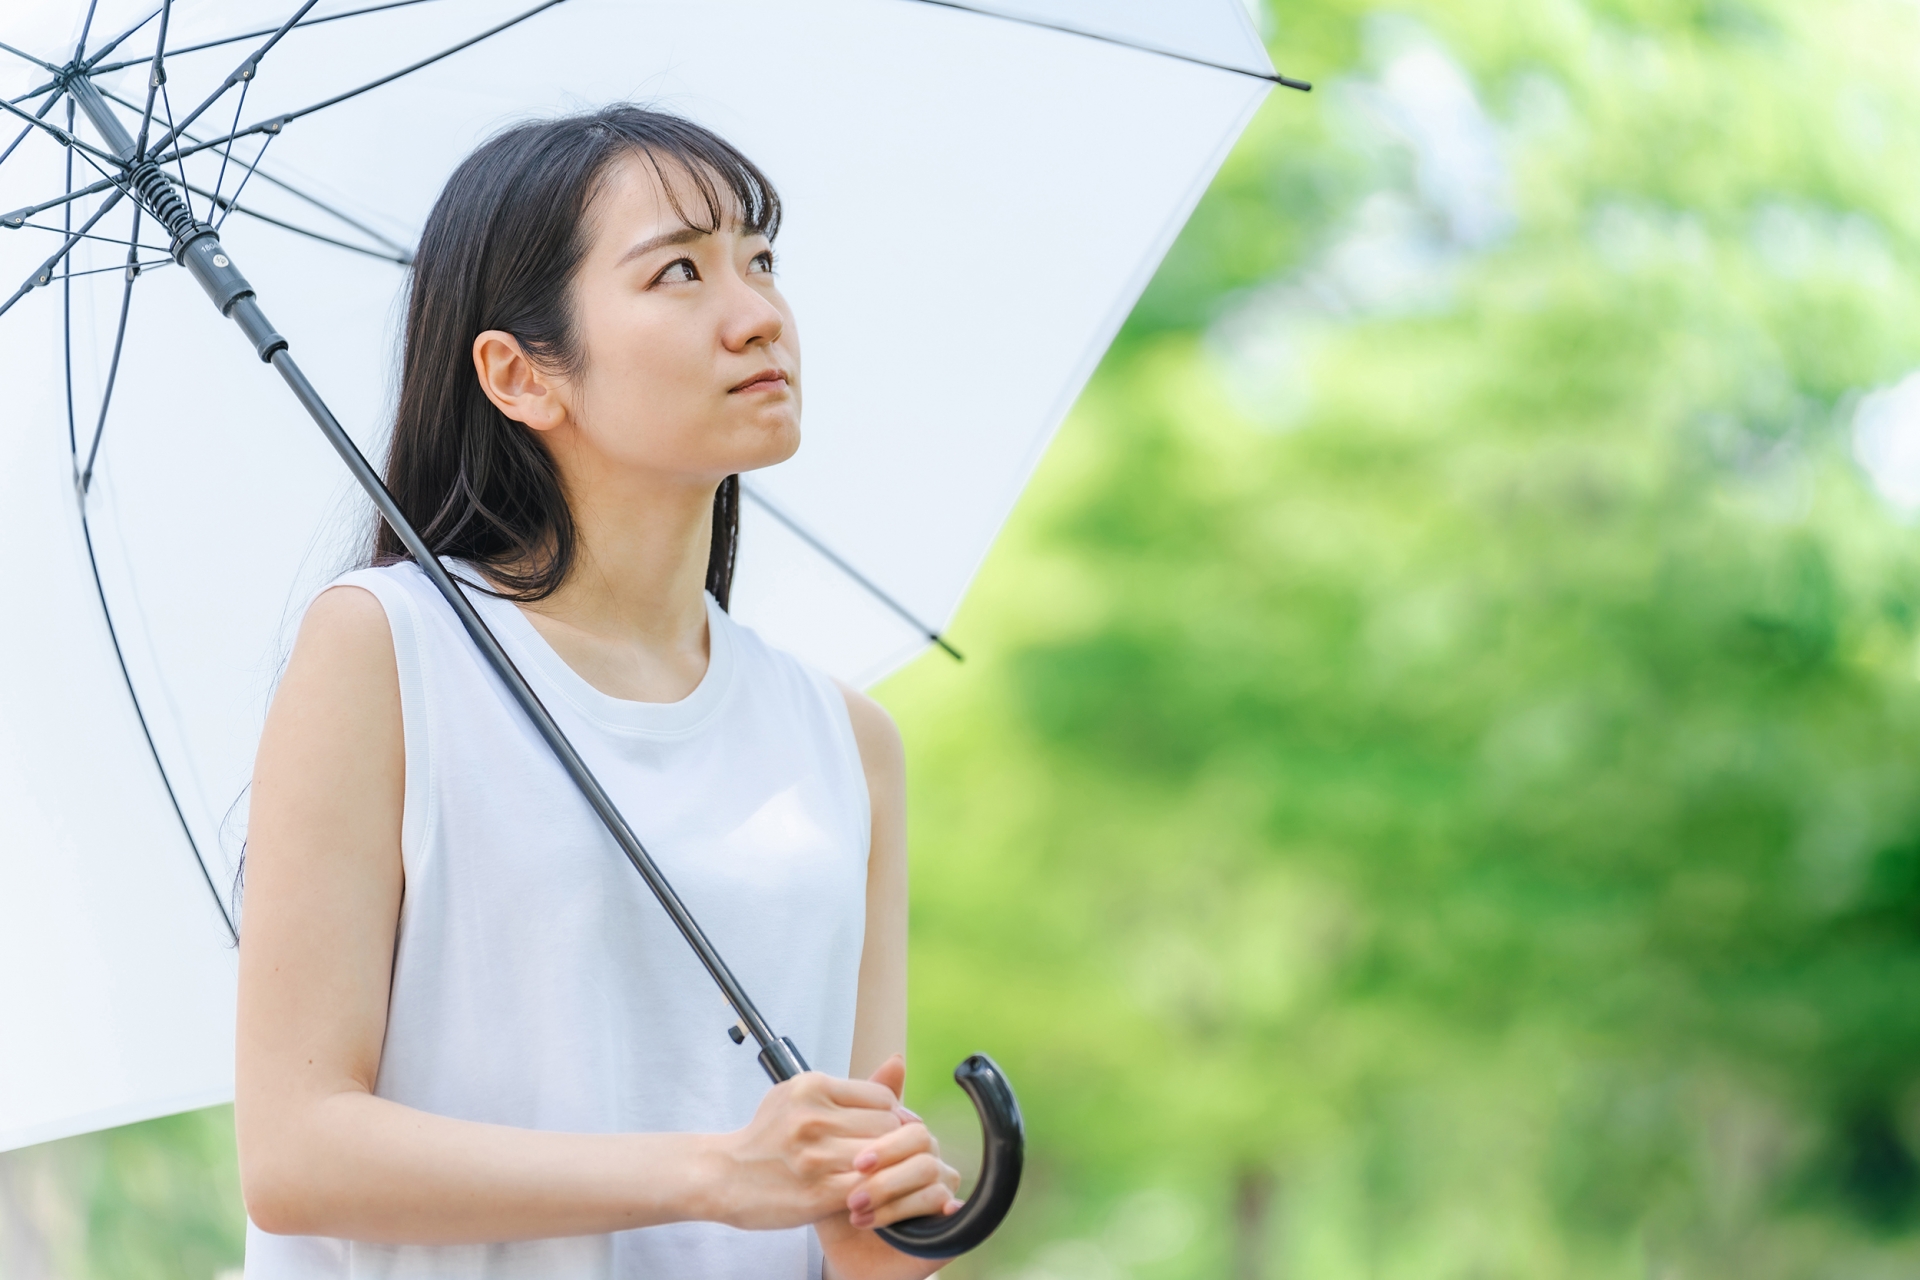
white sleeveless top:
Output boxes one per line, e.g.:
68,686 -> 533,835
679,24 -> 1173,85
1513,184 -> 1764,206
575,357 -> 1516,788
244,561 -> 871,1280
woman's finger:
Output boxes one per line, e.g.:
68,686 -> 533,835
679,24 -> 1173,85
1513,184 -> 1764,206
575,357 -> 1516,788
845,1152 -> 946,1218
849,1168 -> 963,1230
866,1053 -> 906,1102
807,1072 -> 903,1113
804,1104 -> 900,1143
850,1117 -> 937,1173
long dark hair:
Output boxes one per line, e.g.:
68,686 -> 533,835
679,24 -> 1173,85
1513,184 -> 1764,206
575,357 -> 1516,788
375,106 -> 782,606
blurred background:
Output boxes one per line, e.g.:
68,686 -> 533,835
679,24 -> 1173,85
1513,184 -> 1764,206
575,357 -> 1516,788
9,0 -> 1920,1274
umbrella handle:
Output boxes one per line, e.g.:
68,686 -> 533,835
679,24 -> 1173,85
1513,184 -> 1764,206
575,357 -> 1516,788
874,1054 -> 1025,1260
757,1039 -> 1023,1258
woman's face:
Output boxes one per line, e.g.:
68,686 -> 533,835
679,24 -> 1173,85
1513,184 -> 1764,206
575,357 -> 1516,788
547,154 -> 801,487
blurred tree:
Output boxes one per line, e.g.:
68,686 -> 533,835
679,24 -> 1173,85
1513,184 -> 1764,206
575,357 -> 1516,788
888,1 -> 1920,1277
0,1108 -> 241,1279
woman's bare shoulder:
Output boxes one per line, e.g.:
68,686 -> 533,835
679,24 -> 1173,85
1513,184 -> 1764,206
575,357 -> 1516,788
250,583 -> 404,871
273,583 -> 400,718
303,580 -> 389,636
834,680 -> 904,781
297,584 -> 393,662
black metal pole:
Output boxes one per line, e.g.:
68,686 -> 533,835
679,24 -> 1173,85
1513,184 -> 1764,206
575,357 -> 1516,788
264,348 -> 809,1078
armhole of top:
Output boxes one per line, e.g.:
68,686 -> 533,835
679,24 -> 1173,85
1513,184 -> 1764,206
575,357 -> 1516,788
326,569 -> 432,878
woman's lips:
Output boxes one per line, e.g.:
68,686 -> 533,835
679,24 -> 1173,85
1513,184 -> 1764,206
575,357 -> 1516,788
730,369 -> 790,393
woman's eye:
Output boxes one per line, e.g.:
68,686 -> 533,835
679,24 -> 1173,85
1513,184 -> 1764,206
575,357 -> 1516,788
749,250 -> 775,274
655,258 -> 699,285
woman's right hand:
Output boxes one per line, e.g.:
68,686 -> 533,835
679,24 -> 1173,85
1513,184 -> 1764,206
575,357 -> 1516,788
711,1072 -> 906,1230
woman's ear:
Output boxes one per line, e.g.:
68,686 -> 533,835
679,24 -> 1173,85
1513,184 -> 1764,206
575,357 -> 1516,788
472,330 -> 567,434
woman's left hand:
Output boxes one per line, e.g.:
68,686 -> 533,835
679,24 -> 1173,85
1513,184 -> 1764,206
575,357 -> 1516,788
817,1055 -> 962,1280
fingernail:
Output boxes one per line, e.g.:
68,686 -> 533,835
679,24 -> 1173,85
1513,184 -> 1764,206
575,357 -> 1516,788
895,1105 -> 923,1124
854,1150 -> 878,1171
945,1198 -> 963,1215
850,1211 -> 874,1228
848,1191 -> 872,1212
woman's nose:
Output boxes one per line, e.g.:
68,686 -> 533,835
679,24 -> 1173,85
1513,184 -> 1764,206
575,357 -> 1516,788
719,272 -> 784,351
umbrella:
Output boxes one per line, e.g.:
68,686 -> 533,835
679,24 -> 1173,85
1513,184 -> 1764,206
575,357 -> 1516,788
0,0 -> 1302,1253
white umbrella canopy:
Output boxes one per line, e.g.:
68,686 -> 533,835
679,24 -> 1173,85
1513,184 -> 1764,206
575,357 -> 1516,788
0,0 -> 1286,1152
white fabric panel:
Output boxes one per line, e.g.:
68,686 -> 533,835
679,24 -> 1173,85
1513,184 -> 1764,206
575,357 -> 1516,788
0,0 -> 1270,1148
0,147 -> 239,1154
949,0 -> 1275,76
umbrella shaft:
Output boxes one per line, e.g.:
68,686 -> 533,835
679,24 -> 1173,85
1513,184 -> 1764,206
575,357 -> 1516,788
262,346 -> 798,1074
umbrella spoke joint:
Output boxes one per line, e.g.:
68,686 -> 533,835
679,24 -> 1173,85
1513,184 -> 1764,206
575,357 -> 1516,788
62,71 -> 288,362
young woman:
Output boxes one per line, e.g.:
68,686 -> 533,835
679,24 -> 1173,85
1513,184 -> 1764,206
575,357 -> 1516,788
234,108 -> 959,1280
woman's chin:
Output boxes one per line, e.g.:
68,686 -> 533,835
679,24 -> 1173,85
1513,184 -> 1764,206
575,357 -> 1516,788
732,419 -> 802,472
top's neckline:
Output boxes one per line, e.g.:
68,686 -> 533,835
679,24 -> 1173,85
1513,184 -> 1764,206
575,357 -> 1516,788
445,562 -> 735,738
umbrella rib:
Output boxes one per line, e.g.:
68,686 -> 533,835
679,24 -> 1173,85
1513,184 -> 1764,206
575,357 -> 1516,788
0,122 -> 33,167
63,98 -> 77,458
899,0 -> 1312,91
69,131 -> 132,190
158,71 -> 194,219
0,81 -> 65,170
267,0 -> 571,126
0,186 -> 128,319
8,219 -> 167,251
132,0 -> 173,158
0,95 -> 127,169
0,40 -> 64,75
94,83 -> 414,257
76,514 -> 239,942
89,0 -> 447,76
208,75 -> 251,213
212,133 -> 271,230
153,0 -> 573,164
80,3 -> 164,71
740,484 -> 964,661
75,0 -> 105,61
10,79 -> 63,105
143,0 -> 323,162
46,257 -> 174,282
80,207 -> 144,490
1,173 -> 120,226
197,191 -> 408,263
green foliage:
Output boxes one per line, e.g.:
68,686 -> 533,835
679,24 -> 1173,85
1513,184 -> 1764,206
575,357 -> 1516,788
0,1108 -> 242,1278
887,0 -> 1920,1276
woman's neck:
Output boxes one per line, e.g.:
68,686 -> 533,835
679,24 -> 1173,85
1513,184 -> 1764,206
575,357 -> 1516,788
508,465 -> 719,704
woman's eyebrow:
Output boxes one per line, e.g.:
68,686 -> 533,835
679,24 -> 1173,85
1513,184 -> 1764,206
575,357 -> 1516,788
616,225 -> 706,266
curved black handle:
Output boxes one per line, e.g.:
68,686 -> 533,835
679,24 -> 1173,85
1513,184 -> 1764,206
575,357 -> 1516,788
876,1053 -> 1025,1259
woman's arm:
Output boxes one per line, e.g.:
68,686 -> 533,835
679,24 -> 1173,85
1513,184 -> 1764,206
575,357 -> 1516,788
236,586 -> 906,1243
818,688 -> 962,1280
846,686 -> 908,1083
